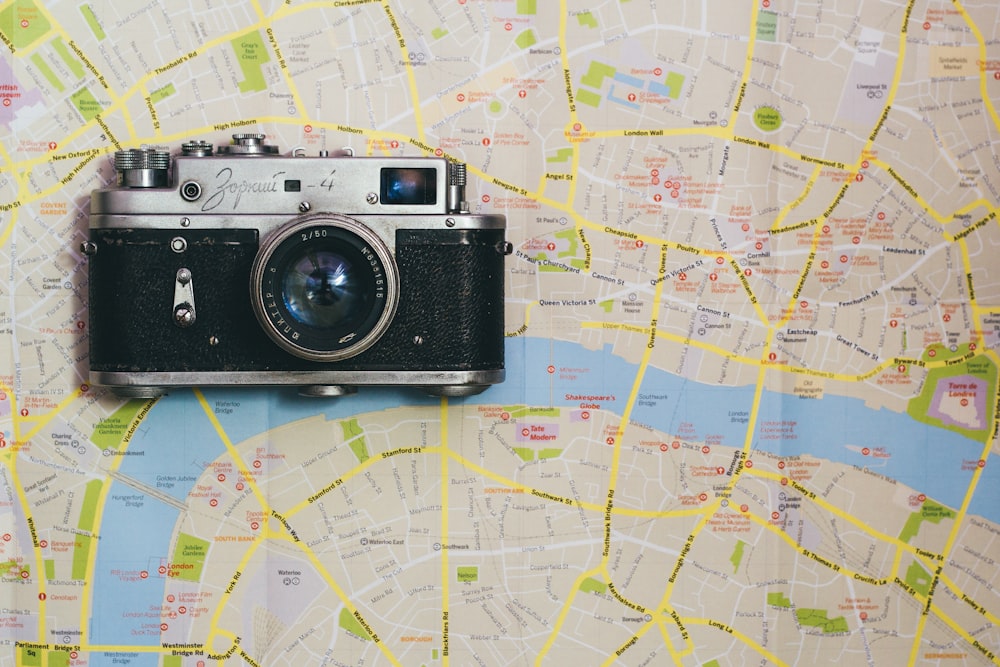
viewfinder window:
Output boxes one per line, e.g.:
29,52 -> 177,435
380,168 -> 436,205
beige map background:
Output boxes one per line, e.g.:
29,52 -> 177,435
1,0 -> 1000,665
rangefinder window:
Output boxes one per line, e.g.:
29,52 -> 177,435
380,168 -> 436,205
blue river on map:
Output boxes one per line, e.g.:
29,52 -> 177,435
87,337 -> 999,658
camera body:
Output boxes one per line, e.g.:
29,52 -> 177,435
84,134 -> 510,397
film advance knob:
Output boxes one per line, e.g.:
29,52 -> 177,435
218,133 -> 279,155
114,147 -> 170,188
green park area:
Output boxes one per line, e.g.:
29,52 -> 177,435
0,0 -> 51,50
232,30 -> 270,93
907,343 -> 996,442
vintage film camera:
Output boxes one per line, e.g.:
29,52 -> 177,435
83,134 -> 510,398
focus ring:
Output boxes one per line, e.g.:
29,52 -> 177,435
250,214 -> 399,362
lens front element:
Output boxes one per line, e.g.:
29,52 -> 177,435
251,214 -> 398,361
283,249 -> 359,328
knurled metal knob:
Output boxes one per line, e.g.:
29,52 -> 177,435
449,161 -> 467,187
447,161 -> 468,213
181,140 -> 214,156
114,148 -> 170,188
233,132 -> 265,143
218,133 -> 279,155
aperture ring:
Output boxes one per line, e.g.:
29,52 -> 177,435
250,214 -> 399,362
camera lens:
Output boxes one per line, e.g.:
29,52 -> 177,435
283,250 -> 360,328
251,215 -> 398,361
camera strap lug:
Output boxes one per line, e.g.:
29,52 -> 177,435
173,267 -> 196,327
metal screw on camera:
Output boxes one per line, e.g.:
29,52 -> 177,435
174,304 -> 195,327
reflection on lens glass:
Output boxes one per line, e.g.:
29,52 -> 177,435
282,250 -> 361,328
387,170 -> 421,202
381,168 -> 436,205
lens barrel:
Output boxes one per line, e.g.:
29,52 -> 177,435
250,214 -> 399,361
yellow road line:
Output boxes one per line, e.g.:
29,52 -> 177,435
439,397 -> 451,666
194,388 -> 403,665
533,566 -> 602,665
382,1 -> 426,144
682,617 -> 789,667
